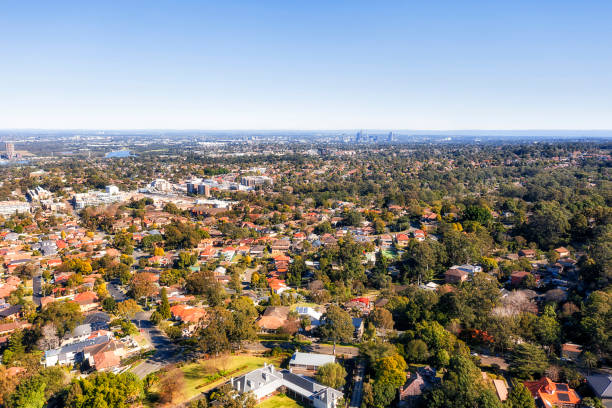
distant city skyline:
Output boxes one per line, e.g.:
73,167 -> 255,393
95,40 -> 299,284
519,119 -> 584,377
1,1 -> 611,130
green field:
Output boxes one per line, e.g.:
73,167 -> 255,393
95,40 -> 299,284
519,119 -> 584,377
258,394 -> 307,408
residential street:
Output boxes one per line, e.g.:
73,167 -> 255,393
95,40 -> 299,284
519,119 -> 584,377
106,279 -> 127,302
32,273 -> 42,306
106,281 -> 180,378
130,310 -> 181,378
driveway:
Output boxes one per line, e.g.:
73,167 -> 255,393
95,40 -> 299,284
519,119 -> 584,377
349,359 -> 366,408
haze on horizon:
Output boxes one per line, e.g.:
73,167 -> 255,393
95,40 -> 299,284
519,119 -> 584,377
1,1 -> 611,130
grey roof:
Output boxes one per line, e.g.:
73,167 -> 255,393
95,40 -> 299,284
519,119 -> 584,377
290,352 -> 335,367
232,364 -> 342,406
587,375 -> 612,398
45,335 -> 111,359
0,304 -> 22,318
64,323 -> 92,339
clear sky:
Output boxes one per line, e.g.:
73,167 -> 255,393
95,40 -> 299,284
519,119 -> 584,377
1,1 -> 611,130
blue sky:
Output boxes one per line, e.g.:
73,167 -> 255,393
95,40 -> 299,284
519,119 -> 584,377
1,1 -> 611,130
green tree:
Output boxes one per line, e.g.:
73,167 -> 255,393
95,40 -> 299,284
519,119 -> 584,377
369,308 -> 394,330
535,305 -> 560,353
319,304 -> 354,347
116,299 -> 142,320
504,382 -> 535,408
527,201 -> 570,249
404,339 -> 430,363
287,255 -> 306,287
315,362 -> 347,389
464,205 -> 492,226
401,240 -> 442,284
371,353 -> 407,408
158,287 -> 171,319
64,372 -> 143,408
509,343 -> 548,379
229,297 -> 258,348
426,354 -> 501,408
580,289 -> 611,355
38,301 -> 84,337
7,377 -> 46,408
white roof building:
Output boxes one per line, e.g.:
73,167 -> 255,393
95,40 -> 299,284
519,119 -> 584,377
231,364 -> 342,408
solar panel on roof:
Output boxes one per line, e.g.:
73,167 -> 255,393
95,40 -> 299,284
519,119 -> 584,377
557,392 -> 570,402
556,384 -> 569,391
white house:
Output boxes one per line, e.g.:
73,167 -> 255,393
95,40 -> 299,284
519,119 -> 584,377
231,364 -> 342,408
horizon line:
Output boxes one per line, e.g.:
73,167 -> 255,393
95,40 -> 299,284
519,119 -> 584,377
2,128 -> 612,133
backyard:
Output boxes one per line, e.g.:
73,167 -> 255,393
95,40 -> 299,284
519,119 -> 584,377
177,353 -> 284,403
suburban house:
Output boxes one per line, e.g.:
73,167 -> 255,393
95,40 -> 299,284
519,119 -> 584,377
445,268 -> 468,284
231,364 -> 343,408
561,343 -> 582,362
289,352 -> 335,376
72,291 -> 99,312
510,271 -> 532,286
492,379 -> 508,402
412,230 -> 426,241
344,297 -> 371,314
61,323 -> 99,346
270,238 -> 291,255
352,317 -> 364,339
518,249 -> 536,258
169,304 -> 207,335
44,334 -> 112,367
257,306 -> 289,332
398,367 -> 439,408
295,306 -> 323,327
554,247 -> 571,258
83,338 -> 127,371
267,277 -> 289,294
395,233 -> 410,247
379,234 -> 393,248
524,377 -> 581,408
586,375 -> 612,405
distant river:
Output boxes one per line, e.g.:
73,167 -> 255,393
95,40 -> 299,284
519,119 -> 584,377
105,150 -> 133,158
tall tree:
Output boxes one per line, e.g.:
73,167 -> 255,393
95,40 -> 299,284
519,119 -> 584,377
158,287 -> 171,319
509,343 -> 549,379
504,383 -> 535,408
38,301 -> 84,337
315,362 -> 347,389
7,377 -> 46,408
319,304 -> 354,349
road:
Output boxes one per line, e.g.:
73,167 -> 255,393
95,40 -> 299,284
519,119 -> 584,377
105,280 -> 179,378
243,340 -> 360,359
130,310 -> 181,378
308,343 -> 360,357
32,274 -> 42,306
106,280 -> 127,302
349,359 -> 366,408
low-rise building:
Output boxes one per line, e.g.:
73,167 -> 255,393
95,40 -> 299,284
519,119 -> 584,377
231,364 -> 342,408
524,377 -> 581,408
289,352 -> 335,375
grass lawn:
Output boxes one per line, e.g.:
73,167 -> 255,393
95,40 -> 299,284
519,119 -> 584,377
179,354 -> 283,402
290,302 -> 320,311
258,394 -> 307,408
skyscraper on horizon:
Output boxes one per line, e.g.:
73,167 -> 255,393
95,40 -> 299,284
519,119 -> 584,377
4,142 -> 14,159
